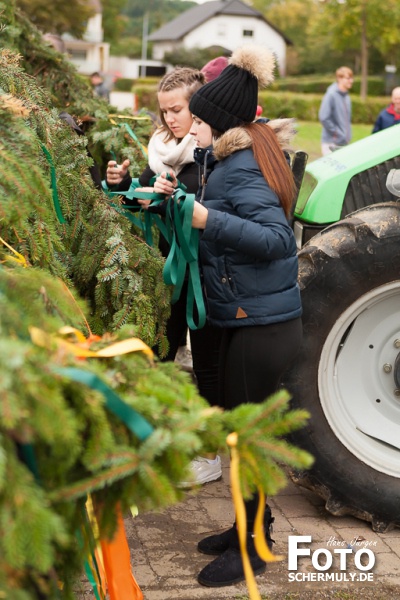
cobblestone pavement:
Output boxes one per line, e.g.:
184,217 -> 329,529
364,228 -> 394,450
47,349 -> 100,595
77,456 -> 400,600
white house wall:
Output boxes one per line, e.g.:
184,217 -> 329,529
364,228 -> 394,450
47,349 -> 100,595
152,42 -> 176,62
183,15 -> 286,75
151,16 -> 287,76
108,56 -> 171,79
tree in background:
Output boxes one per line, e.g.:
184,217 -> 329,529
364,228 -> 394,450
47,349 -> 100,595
319,0 -> 400,98
15,0 -> 96,37
112,0 -> 196,57
229,0 -> 400,83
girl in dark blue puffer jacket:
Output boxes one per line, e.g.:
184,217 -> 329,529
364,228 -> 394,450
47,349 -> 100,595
155,44 -> 303,589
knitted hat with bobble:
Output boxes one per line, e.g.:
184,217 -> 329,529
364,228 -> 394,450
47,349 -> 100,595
189,45 -> 275,133
201,56 -> 229,82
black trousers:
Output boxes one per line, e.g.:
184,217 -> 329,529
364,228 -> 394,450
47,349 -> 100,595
219,317 -> 303,525
155,280 -> 222,407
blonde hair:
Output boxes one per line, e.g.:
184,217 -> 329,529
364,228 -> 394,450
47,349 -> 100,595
336,66 -> 353,80
157,68 -> 205,142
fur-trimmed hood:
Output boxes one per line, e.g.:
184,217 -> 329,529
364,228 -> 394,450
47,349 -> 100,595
213,118 -> 297,161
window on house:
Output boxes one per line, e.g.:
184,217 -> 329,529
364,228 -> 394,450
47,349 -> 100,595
243,30 -> 254,37
69,49 -> 87,61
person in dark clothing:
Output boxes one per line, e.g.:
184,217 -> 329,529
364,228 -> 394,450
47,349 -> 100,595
372,87 -> 400,133
90,72 -> 110,102
105,67 -> 224,486
154,45 -> 302,588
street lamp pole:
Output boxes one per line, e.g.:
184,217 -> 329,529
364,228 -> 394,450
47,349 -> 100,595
141,12 -> 149,78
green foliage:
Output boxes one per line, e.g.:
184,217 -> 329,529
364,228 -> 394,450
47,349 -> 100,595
14,0 -> 95,37
164,46 -> 226,70
258,91 -> 388,124
271,75 -> 386,97
122,0 -> 196,39
0,7 -> 314,600
110,36 -> 144,59
0,5 -> 171,350
0,264 -> 312,599
223,392 -> 313,499
133,83 -> 160,113
113,77 -> 136,92
102,0 -> 131,46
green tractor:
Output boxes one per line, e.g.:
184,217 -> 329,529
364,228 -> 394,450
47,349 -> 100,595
285,123 -> 400,532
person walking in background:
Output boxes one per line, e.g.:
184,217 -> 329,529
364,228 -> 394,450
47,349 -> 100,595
90,72 -> 110,101
154,45 -> 302,588
105,67 -> 224,486
319,66 -> 353,156
372,87 -> 400,133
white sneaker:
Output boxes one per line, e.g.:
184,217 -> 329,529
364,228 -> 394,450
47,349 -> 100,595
180,456 -> 222,488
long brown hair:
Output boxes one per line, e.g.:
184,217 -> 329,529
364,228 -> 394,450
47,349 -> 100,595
157,68 -> 205,142
244,122 -> 296,218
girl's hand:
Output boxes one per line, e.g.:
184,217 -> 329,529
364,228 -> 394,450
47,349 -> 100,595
134,187 -> 154,209
192,201 -> 208,229
106,159 -> 130,185
154,170 -> 177,198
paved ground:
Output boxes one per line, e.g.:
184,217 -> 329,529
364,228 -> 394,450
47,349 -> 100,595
77,455 -> 400,600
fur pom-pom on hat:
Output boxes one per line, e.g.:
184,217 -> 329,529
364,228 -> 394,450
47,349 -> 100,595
229,45 -> 275,88
189,44 -> 275,133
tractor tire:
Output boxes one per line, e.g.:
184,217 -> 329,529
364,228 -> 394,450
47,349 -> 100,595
284,202 -> 400,532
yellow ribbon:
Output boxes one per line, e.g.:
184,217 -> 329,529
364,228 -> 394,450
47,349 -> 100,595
29,326 -> 154,360
85,496 -> 107,599
0,236 -> 28,267
227,432 -> 282,600
108,114 -> 153,121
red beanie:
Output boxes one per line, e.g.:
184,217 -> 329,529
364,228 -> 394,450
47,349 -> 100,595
201,56 -> 229,82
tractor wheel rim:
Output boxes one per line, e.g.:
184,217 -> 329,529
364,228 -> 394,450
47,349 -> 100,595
319,281 -> 400,478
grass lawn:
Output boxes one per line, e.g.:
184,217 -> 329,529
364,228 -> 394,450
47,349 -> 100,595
292,121 -> 373,163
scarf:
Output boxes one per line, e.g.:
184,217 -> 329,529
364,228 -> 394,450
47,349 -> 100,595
148,129 -> 196,176
387,104 -> 400,121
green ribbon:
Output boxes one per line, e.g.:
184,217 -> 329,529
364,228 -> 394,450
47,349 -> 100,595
102,177 -> 206,330
53,367 -> 154,441
78,506 -> 106,600
120,122 -> 148,159
163,188 -> 206,330
102,177 -> 168,246
40,143 -> 66,224
18,443 -> 41,483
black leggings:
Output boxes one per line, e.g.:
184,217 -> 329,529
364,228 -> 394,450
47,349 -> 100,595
155,280 -> 222,407
219,318 -> 303,524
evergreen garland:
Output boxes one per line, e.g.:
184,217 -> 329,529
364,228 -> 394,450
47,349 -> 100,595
0,264 -> 312,600
0,3 -> 171,350
0,5 -> 314,599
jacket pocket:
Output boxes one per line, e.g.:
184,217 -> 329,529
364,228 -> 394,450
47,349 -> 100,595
223,258 -> 238,296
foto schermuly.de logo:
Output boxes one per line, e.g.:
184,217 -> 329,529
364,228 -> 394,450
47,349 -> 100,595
287,535 -> 376,583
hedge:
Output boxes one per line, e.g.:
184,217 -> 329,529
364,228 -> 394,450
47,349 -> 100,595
259,91 -> 389,124
270,75 -> 387,97
132,85 -> 390,125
